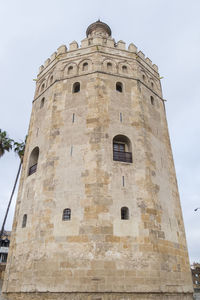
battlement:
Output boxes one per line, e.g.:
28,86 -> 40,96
37,30 -> 158,77
38,45 -> 68,74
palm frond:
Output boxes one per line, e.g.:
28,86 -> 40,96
0,129 -> 13,158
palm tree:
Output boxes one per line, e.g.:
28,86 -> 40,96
13,140 -> 26,163
0,139 -> 26,238
0,129 -> 13,158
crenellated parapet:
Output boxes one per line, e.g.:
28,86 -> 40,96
38,38 -> 158,75
35,20 -> 160,100
35,47 -> 161,100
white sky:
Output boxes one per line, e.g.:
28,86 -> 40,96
0,0 -> 200,263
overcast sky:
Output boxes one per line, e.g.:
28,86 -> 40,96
0,0 -> 200,263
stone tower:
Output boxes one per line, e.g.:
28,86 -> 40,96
3,21 -> 193,300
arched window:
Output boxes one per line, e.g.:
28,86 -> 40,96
22,214 -> 27,228
73,82 -> 80,93
50,75 -> 53,84
62,208 -> 71,221
142,75 -> 146,81
107,62 -> 112,71
68,66 -> 73,75
150,96 -> 154,105
40,97 -> 45,108
151,82 -> 154,88
41,83 -> 45,92
113,135 -> 132,163
28,147 -> 39,176
122,65 -> 127,73
83,62 -> 88,71
116,82 -> 123,92
121,207 -> 129,220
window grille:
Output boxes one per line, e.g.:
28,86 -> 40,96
63,208 -> 71,221
28,147 -> 39,176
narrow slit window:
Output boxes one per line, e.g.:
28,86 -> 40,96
150,96 -> 154,105
22,214 -> 27,228
63,208 -> 71,221
121,207 -> 129,220
70,145 -> 73,156
73,82 -> 80,93
122,176 -> 125,187
40,97 -> 45,108
116,82 -> 123,92
72,113 -> 75,123
120,112 -> 122,122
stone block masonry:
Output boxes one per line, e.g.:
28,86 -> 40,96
2,20 -> 194,300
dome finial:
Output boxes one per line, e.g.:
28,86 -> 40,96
86,20 -> 111,38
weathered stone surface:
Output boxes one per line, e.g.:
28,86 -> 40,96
2,292 -> 195,300
2,21 -> 193,300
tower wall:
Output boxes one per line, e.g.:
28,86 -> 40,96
3,22 -> 193,300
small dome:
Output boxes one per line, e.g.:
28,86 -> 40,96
86,20 -> 112,38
